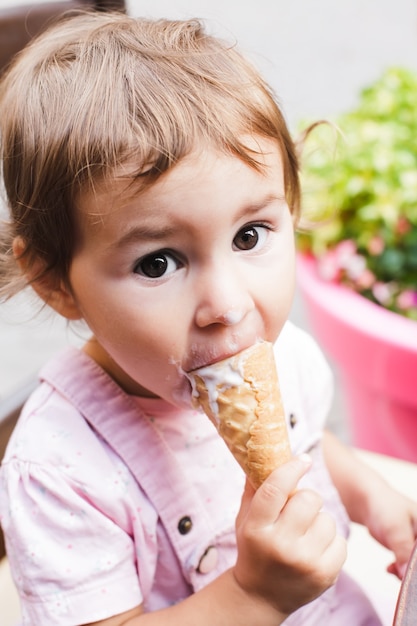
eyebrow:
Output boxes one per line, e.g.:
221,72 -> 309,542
114,224 -> 178,249
236,194 -> 287,220
112,193 -> 287,250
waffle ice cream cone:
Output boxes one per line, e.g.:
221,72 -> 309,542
188,341 -> 291,489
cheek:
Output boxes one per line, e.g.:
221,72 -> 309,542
261,248 -> 295,332
264,239 -> 295,289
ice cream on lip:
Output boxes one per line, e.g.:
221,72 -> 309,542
185,331 -> 263,373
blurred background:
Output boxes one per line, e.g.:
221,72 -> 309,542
1,0 -> 417,442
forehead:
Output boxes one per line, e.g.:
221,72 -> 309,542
75,137 -> 284,233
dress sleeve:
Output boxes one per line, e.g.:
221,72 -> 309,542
0,457 -> 143,625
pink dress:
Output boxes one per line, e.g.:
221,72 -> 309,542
0,322 -> 382,624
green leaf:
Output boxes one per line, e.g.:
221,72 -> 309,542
298,66 -> 417,318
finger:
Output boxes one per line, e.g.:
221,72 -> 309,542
308,510 -> 338,551
316,534 -> 347,585
411,507 -> 417,535
386,522 -> 417,574
279,489 -> 324,536
247,454 -> 312,528
387,561 -> 407,579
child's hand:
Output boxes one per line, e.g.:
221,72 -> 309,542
362,483 -> 417,579
234,455 -> 347,617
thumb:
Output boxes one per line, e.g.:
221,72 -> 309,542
236,478 -> 256,528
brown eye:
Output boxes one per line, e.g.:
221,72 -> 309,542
234,227 -> 259,250
134,251 -> 180,278
233,224 -> 270,252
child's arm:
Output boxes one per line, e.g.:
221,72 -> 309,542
86,455 -> 346,626
322,430 -> 417,578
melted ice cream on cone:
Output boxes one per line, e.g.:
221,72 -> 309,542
188,341 -> 291,489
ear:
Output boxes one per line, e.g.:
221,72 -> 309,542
13,236 -> 82,320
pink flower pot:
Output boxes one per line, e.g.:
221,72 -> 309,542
297,253 -> 417,461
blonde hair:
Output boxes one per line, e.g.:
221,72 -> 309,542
0,11 -> 300,298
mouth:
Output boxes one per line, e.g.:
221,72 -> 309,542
185,339 -> 261,373
187,354 -> 233,373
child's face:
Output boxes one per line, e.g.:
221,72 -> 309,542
67,137 -> 296,406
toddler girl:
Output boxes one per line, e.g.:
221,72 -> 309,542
0,12 -> 416,626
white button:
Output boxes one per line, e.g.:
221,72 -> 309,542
197,546 -> 218,574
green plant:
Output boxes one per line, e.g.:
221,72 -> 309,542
298,67 -> 417,320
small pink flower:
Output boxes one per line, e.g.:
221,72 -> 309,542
344,254 -> 367,280
335,240 -> 357,264
368,236 -> 385,255
372,282 -> 394,305
318,251 -> 341,282
355,269 -> 376,289
397,290 -> 417,310
395,216 -> 412,235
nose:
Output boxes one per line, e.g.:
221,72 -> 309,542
194,261 -> 255,328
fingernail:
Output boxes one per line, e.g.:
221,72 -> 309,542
298,453 -> 312,467
399,563 -> 408,579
